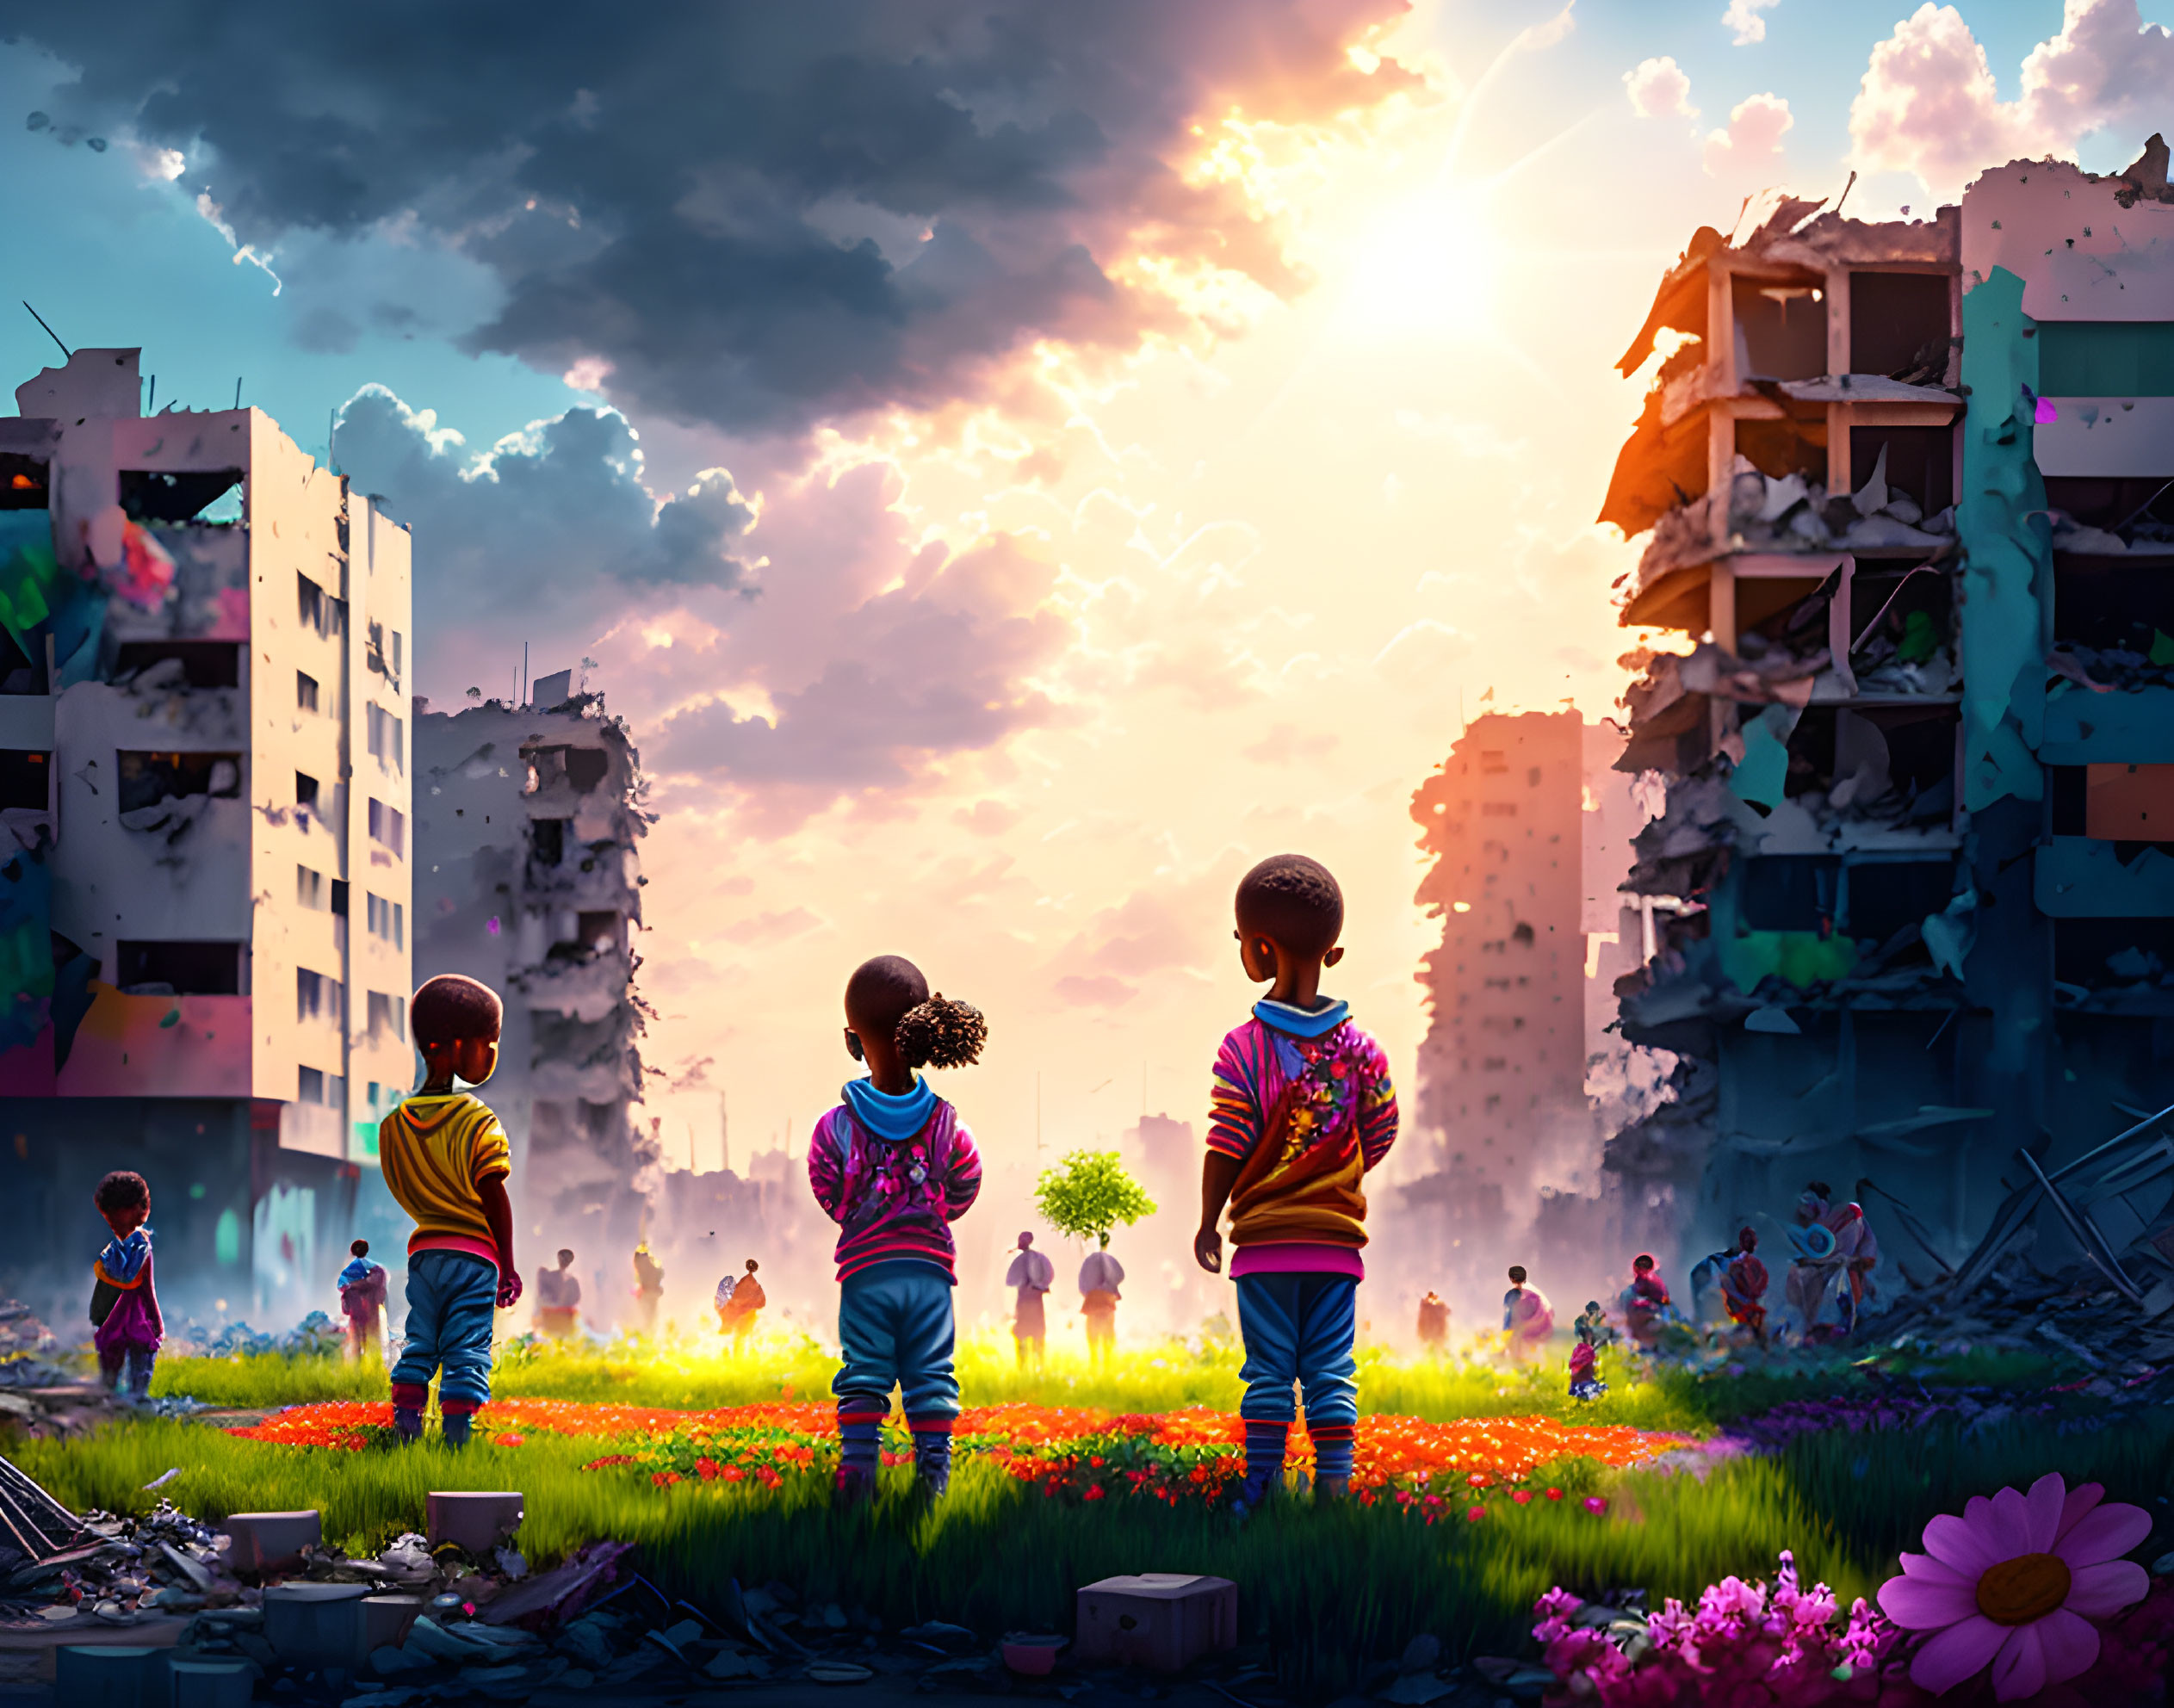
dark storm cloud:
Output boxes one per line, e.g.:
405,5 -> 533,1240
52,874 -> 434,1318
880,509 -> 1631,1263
333,384 -> 753,607
11,0 -> 1412,434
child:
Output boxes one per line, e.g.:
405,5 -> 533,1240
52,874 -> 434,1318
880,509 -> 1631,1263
1568,1302 -> 1608,1401
90,1171 -> 162,1401
1502,1265 -> 1554,1367
1722,1228 -> 1769,1346
378,974 -> 522,1445
1415,1290 -> 1449,1354
1006,1233 -> 1053,1370
1620,1253 -> 1671,1350
1079,1246 -> 1123,1365
338,1239 -> 389,1365
631,1243 -> 665,1336
716,1258 -> 765,1349
1193,854 -> 1398,1509
807,956 -> 986,1501
535,1249 -> 582,1339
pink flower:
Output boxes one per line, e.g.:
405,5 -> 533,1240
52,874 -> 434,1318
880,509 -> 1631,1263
1583,1494 -> 1608,1515
1512,1489 -> 1533,1505
1876,1471 -> 2151,1701
1465,1504 -> 1485,1522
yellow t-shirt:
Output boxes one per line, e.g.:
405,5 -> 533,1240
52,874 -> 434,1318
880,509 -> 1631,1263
379,1092 -> 511,1256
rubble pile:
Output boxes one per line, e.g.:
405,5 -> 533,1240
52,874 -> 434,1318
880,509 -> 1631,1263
0,1498 -> 236,1627
1869,1250 -> 2174,1392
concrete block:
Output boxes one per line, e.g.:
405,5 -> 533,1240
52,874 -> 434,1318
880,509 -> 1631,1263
1073,1574 -> 1238,1674
362,1594 -> 424,1652
167,1658 -> 254,1708
220,1510 -> 321,1575
425,1489 -> 523,1556
263,1581 -> 373,1667
53,1645 -> 164,1708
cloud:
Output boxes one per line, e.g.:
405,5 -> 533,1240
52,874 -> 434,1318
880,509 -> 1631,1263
1850,0 -> 2174,201
1054,974 -> 1135,1008
19,0 -> 1417,436
955,800 -> 1023,837
647,532 -> 1070,805
722,907 -> 827,946
1722,0 -> 1780,47
1702,92 -> 1793,176
1624,57 -> 1697,121
1242,723 -> 1340,764
332,384 -> 754,624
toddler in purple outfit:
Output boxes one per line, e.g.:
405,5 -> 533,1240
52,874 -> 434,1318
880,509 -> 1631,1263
90,1170 -> 163,1401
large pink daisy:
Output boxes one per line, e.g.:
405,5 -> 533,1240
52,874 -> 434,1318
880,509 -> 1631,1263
1876,1472 -> 2150,1700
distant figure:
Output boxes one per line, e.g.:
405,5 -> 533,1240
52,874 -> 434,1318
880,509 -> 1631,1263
1415,1290 -> 1450,1354
536,1248 -> 582,1340
1568,1301 -> 1609,1402
1502,1266 -> 1554,1366
715,1259 -> 765,1349
90,1170 -> 162,1401
338,1239 -> 389,1365
1006,1233 -> 1055,1369
1620,1253 -> 1671,1351
632,1242 -> 665,1336
1724,1228 -> 1770,1346
1078,1247 -> 1124,1365
1786,1182 -> 1880,1340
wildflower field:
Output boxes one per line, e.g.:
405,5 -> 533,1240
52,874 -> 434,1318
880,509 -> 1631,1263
14,1331 -> 2174,1697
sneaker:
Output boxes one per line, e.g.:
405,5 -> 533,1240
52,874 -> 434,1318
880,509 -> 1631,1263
393,1407 -> 424,1443
834,1465 -> 876,1507
1228,1471 -> 1280,1520
442,1412 -> 474,1448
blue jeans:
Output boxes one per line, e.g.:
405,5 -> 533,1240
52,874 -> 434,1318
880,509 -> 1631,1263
1235,1272 -> 1359,1428
833,1259 -> 958,1421
391,1250 -> 499,1408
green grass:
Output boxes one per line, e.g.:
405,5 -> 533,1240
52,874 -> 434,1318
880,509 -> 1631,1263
18,1406 -> 2172,1699
152,1331 -> 1716,1430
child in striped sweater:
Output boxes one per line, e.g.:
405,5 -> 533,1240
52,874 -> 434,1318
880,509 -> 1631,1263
807,956 -> 987,1501
1193,855 -> 1398,1511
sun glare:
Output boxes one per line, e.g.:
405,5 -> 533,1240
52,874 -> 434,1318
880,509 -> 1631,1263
1337,189 -> 1497,340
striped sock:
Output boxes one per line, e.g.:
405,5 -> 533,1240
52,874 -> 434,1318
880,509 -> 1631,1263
1242,1420 -> 1289,1494
1311,1423 -> 1355,1483
908,1419 -> 953,1494
838,1408 -> 884,1480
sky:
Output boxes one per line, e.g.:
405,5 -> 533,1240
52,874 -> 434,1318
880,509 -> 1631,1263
6,0 -> 2172,1316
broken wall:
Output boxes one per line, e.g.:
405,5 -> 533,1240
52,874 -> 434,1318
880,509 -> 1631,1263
413,690 -> 656,1327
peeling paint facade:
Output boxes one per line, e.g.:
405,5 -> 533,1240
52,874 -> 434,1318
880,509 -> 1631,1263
1601,152 -> 2174,1301
0,349 -> 412,1322
412,686 -> 658,1326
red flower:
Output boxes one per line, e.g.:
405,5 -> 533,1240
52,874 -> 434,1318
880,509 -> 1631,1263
1513,1490 -> 1533,1505
1083,1486 -> 1106,1501
1545,1488 -> 1564,1501
1466,1471 -> 1490,1488
1465,1505 -> 1485,1522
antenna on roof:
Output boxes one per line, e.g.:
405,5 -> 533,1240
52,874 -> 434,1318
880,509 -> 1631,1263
22,302 -> 68,360
234,377 -> 243,410
1832,170 -> 1857,220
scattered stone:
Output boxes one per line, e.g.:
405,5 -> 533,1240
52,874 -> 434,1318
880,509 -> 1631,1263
221,1512 -> 321,1575
1400,1634 -> 1441,1674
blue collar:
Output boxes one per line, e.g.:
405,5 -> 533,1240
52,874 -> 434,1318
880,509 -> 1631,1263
842,1075 -> 937,1142
1253,996 -> 1349,1039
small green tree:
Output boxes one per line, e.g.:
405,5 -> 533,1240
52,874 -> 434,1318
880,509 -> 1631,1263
1034,1150 -> 1157,1250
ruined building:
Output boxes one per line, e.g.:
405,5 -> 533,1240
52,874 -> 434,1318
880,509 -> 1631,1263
412,676 -> 657,1325
1401,711 -> 1649,1303
1600,147 -> 2174,1295
0,349 -> 413,1322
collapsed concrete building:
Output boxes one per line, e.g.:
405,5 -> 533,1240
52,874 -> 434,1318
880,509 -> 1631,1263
412,678 -> 660,1327
1599,146 -> 2174,1301
0,349 -> 414,1324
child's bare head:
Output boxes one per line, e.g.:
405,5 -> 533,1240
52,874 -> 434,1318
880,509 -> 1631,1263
412,975 -> 503,1087
351,1239 -> 370,1258
1236,855 -> 1343,956
412,975 -> 503,1047
95,1170 -> 150,1236
1508,1265 -> 1527,1285
1632,1253 -> 1656,1274
843,955 -> 987,1073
